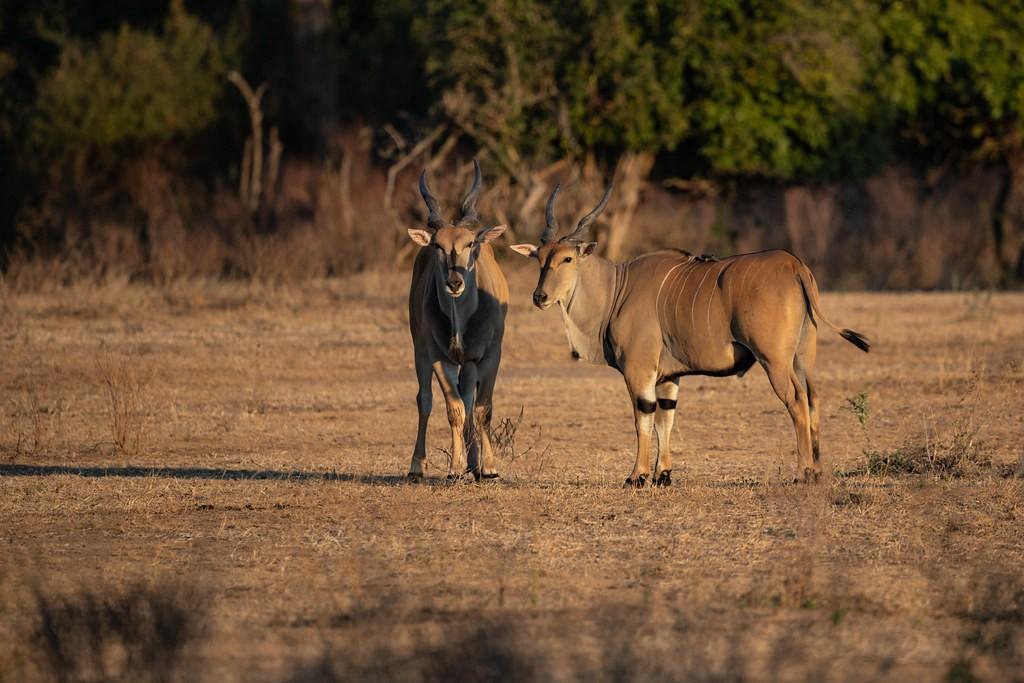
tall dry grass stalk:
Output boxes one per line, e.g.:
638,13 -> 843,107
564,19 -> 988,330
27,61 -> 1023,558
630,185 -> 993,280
94,354 -> 151,455
2,386 -> 67,460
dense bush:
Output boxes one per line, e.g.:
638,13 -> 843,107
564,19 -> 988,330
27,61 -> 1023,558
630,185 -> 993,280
32,0 -> 231,155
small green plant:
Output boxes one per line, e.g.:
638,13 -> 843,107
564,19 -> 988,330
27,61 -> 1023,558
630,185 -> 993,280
843,392 -> 870,427
841,392 -> 883,470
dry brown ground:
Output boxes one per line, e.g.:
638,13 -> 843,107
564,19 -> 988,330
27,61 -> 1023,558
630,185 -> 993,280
1,268 -> 1022,682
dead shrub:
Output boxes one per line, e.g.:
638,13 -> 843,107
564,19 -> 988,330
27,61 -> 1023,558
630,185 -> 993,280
94,354 -> 151,454
865,414 -> 991,477
488,405 -> 524,461
29,582 -> 205,683
996,452 -> 1024,480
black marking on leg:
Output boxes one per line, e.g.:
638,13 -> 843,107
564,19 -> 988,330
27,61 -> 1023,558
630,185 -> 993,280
655,470 -> 672,486
636,398 -> 657,414
657,398 -> 677,410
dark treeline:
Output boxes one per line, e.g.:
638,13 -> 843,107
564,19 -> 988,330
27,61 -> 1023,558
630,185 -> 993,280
1,0 -> 1023,287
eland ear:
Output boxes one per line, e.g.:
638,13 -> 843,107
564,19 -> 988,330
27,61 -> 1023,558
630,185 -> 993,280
407,229 -> 433,247
509,243 -> 538,258
476,224 -> 507,243
578,242 -> 598,258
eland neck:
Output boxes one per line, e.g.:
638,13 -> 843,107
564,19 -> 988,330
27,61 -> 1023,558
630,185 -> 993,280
434,268 -> 478,362
558,255 -> 621,364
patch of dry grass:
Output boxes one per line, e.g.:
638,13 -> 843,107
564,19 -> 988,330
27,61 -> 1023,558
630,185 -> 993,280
1,279 -> 1022,681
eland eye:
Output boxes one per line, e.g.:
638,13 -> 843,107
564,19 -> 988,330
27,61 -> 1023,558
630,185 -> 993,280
563,256 -> 573,263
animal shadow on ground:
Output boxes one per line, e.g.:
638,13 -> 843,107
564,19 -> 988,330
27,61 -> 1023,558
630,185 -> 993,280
0,464 -> 412,486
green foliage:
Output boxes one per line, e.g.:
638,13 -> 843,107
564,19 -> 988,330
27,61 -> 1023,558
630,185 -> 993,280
417,0 -> 567,172
32,0 -> 231,154
843,393 -> 870,427
681,0 -> 883,178
872,1 -> 1024,161
420,0 -> 891,178
562,1 -> 690,153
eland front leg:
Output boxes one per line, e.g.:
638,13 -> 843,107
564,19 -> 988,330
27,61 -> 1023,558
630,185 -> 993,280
435,360 -> 470,480
624,367 -> 658,487
407,356 -> 433,481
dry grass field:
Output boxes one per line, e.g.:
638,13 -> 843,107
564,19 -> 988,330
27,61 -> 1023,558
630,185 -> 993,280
1,268 -> 1022,682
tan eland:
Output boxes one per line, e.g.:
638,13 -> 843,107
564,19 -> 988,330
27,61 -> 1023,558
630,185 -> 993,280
510,185 -> 870,486
407,161 -> 509,481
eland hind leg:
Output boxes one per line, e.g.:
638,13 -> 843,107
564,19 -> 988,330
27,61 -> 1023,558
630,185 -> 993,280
761,358 -> 818,483
459,362 -> 480,478
653,378 -> 680,486
805,373 -> 821,468
473,351 -> 501,480
795,321 -> 821,469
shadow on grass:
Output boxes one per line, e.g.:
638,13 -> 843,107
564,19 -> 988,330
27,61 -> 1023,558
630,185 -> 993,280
25,581 -> 206,683
0,463 -> 424,486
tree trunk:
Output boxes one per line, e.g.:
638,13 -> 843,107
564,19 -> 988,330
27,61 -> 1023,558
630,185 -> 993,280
602,151 -> 655,262
995,150 -> 1024,283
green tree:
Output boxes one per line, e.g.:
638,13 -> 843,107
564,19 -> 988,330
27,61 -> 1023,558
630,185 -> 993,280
421,0 -> 884,179
32,0 -> 232,155
679,0 -> 881,178
872,0 -> 1024,162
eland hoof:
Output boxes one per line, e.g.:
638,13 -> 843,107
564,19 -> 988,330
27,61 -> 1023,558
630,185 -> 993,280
406,472 -> 424,483
655,470 -> 672,487
802,468 -> 822,484
624,474 -> 647,489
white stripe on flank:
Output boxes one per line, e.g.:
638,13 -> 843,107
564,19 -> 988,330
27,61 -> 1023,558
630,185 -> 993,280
747,261 -> 765,289
737,259 -> 751,295
690,266 -> 715,333
672,262 -> 699,327
706,261 -> 728,336
655,261 -> 686,324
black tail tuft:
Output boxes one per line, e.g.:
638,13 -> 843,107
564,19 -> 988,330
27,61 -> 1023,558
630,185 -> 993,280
840,329 -> 871,353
